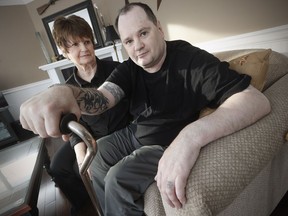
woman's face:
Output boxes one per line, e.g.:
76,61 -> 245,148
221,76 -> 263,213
62,37 -> 95,66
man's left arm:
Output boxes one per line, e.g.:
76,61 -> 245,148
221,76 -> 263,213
155,85 -> 271,209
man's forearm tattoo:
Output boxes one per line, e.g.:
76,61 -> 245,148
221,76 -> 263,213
76,88 -> 109,115
103,82 -> 124,103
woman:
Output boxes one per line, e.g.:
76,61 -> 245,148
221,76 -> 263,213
47,15 -> 130,215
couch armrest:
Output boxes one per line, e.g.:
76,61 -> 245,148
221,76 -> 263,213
145,74 -> 288,216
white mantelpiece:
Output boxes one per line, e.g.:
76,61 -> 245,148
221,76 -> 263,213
39,43 -> 124,84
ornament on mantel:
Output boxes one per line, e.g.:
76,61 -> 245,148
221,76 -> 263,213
125,0 -> 162,10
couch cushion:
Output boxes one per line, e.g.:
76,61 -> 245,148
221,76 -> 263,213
144,182 -> 165,215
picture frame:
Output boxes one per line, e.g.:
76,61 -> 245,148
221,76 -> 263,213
42,0 -> 104,58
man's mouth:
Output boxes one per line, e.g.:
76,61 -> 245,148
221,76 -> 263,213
137,51 -> 148,59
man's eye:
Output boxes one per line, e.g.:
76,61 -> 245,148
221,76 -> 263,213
140,31 -> 147,37
125,40 -> 133,45
84,40 -> 91,45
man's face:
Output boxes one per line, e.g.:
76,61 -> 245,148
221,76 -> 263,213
118,6 -> 166,72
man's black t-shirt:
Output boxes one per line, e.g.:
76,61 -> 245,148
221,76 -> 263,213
67,57 -> 131,147
106,40 -> 251,146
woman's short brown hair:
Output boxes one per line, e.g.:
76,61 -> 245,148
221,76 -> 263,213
52,15 -> 95,53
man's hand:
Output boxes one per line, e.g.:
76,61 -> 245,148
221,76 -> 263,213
155,134 -> 201,209
20,85 -> 81,138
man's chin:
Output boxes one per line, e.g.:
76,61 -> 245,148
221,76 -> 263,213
136,59 -> 149,68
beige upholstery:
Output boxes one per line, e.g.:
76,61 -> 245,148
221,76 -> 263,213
144,50 -> 288,216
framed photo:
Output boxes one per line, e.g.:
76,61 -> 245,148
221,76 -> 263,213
42,0 -> 104,58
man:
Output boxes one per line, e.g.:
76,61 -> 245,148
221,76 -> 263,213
20,3 -> 270,215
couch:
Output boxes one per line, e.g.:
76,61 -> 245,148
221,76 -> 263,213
144,49 -> 288,216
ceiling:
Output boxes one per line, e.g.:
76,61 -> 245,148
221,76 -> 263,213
0,0 -> 33,6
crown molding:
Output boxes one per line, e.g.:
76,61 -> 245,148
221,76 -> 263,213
0,0 -> 33,6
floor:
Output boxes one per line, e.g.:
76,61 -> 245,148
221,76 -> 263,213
35,137 -> 288,216
37,138 -> 71,216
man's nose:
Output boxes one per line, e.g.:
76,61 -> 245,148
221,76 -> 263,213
134,39 -> 144,51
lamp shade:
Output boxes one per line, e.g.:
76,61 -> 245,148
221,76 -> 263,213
105,25 -> 120,46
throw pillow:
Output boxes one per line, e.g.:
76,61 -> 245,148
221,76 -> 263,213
229,49 -> 272,91
199,49 -> 272,118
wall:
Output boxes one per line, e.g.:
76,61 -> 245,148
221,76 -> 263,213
26,0 -> 288,65
1,0 -> 288,120
1,0 -> 288,91
0,5 -> 49,91
105,0 -> 288,44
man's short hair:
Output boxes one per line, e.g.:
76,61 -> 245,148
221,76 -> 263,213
115,2 -> 158,33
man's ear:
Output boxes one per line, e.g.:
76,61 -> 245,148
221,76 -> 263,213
157,21 -> 165,37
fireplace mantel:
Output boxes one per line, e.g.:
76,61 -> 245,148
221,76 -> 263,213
39,43 -> 124,84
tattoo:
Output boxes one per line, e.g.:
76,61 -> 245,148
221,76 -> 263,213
76,88 -> 109,115
102,82 -> 124,103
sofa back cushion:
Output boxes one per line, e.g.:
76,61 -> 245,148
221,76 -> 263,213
264,51 -> 288,90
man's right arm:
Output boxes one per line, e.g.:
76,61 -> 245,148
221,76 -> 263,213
20,81 -> 124,138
